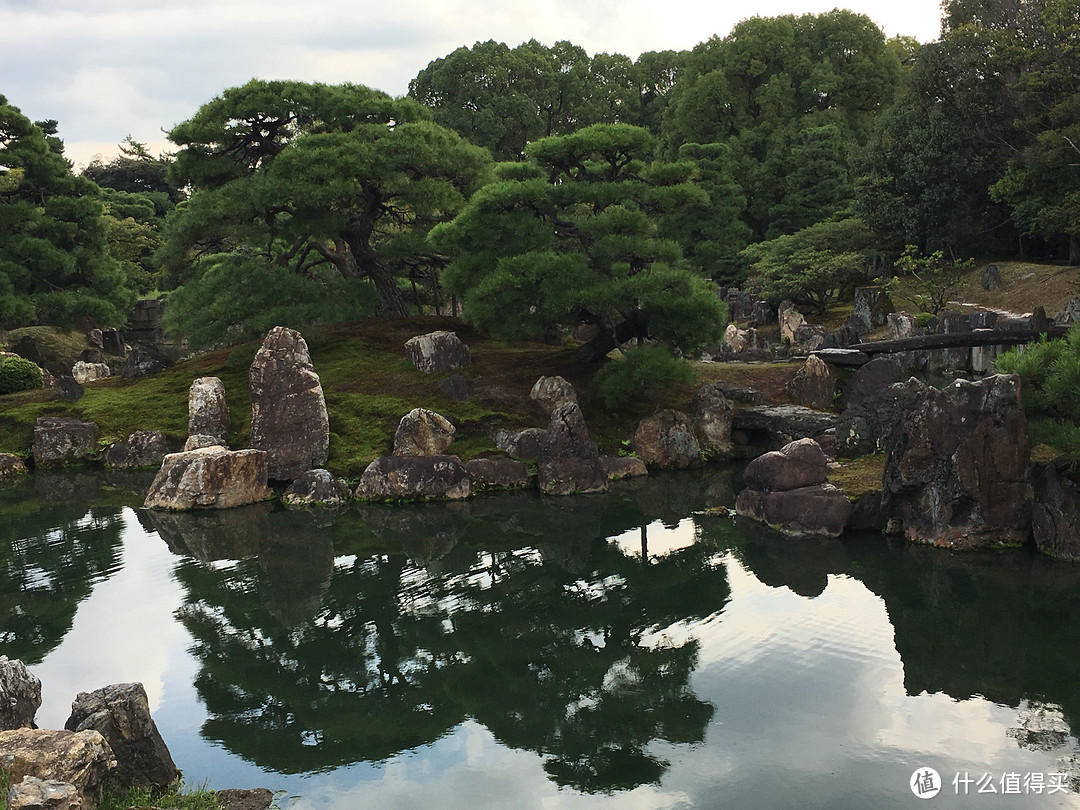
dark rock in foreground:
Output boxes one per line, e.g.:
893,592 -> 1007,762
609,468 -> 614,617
355,455 -> 472,501
538,401 -> 607,496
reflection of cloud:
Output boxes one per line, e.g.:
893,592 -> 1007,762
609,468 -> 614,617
611,519 -> 697,561
2,0 -> 943,170
30,508 -> 188,728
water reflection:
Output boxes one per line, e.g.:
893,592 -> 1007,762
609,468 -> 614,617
155,473 -> 734,790
0,473 -> 150,663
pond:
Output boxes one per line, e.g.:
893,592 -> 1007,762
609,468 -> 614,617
3,468 -> 1080,809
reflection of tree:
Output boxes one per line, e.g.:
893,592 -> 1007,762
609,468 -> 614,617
700,516 -> 1080,774
0,474 -> 127,663
162,474 -> 732,790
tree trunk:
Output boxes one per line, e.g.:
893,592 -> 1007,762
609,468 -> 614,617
344,213 -> 409,318
1070,234 -> 1080,266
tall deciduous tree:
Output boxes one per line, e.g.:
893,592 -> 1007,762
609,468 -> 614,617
161,80 -> 490,342
0,95 -> 134,328
433,123 -> 728,362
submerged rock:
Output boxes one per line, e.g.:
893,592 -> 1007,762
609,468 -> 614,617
464,457 -> 530,490
104,431 -> 167,470
282,469 -> 350,507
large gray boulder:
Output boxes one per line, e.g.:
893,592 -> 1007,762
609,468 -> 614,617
249,327 -> 329,481
143,447 -> 273,511
0,657 -> 41,731
64,682 -> 178,793
851,286 -> 894,333
493,428 -> 546,460
0,729 -> 115,810
32,418 -> 99,467
187,377 -> 229,444
354,455 -> 472,501
529,375 -> 578,416
281,469 -> 350,507
104,431 -> 167,470
632,410 -> 703,469
404,330 -> 471,374
601,456 -> 648,481
392,408 -> 456,456
537,401 -> 607,495
70,362 -> 109,385
882,374 -> 1032,548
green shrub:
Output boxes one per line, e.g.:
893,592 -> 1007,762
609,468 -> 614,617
0,356 -> 44,395
594,344 -> 694,410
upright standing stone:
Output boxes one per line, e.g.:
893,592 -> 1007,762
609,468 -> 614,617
392,408 -> 456,456
537,402 -> 607,495
404,331 -> 471,373
529,375 -> 578,415
882,375 -> 1032,548
0,657 -> 41,731
249,327 -> 329,481
188,377 -> 230,444
632,410 -> 703,469
65,683 -> 178,792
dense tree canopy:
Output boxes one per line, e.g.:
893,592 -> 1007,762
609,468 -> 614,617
433,123 -> 728,361
160,80 -> 491,344
0,95 -> 134,328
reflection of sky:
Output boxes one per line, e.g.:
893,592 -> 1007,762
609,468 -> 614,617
16,512 -> 1080,808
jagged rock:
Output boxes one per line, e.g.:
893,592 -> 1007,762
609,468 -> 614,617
743,437 -> 829,492
354,455 -> 472,501
792,323 -> 828,353
55,377 -> 83,403
0,454 -> 28,478
64,683 -> 178,793
690,382 -> 733,458
836,376 -> 922,459
281,469 -> 350,507
601,456 -> 648,481
882,374 -> 1032,548
392,408 -> 456,456
788,355 -> 836,410
216,788 -> 275,810
70,362 -> 109,385
404,330 -> 471,374
748,300 -> 775,327
104,431 -> 167,470
838,356 -> 906,411
32,417 -> 99,467
0,728 -> 115,810
438,373 -> 470,402
493,428 -> 546,460
529,375 -> 578,415
119,343 -> 170,378
981,263 -> 999,291
183,434 -> 223,452
722,323 -> 757,354
85,329 -> 103,349
188,377 -> 229,444
0,657 -> 41,731
249,327 -> 329,481
887,312 -> 917,340
77,348 -> 104,364
735,484 -> 852,538
778,300 -> 803,344
143,447 -> 273,511
633,410 -> 703,469
1032,463 -> 1080,561
537,401 -> 607,496
1056,298 -> 1080,325
6,776 -> 82,809
852,286 -> 894,332
464,457 -> 530,490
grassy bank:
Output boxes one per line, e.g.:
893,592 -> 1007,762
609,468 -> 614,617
0,317 -> 804,479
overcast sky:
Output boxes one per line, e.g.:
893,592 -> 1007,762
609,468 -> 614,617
1,0 -> 942,171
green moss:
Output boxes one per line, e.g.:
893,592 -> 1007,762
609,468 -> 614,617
829,454 -> 886,500
97,781 -> 223,810
2,326 -> 87,360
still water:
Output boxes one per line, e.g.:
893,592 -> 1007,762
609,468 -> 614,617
3,468 -> 1080,809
